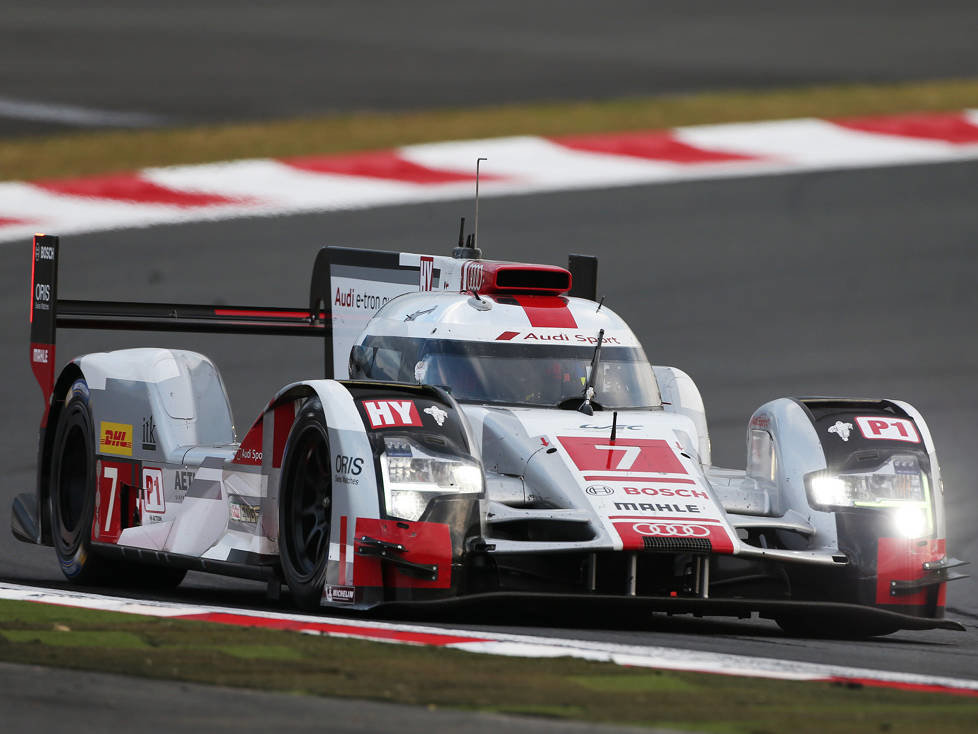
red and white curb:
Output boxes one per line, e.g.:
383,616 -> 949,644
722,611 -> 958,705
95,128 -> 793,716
2,111 -> 978,244
1,582 -> 976,697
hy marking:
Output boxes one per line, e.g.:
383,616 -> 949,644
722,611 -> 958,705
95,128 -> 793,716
0,582 -> 975,696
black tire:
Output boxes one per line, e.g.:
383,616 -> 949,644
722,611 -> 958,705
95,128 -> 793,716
50,378 -> 114,583
278,400 -> 333,611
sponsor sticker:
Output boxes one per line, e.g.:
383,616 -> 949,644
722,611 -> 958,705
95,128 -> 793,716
586,485 -> 614,496
362,399 -> 422,428
141,416 -> 158,451
31,347 -> 49,364
827,420 -> 853,441
324,585 -> 356,604
854,416 -> 920,443
141,467 -> 166,514
99,421 -> 133,456
423,405 -> 447,426
419,256 -> 434,291
229,498 -> 261,524
631,522 -> 710,537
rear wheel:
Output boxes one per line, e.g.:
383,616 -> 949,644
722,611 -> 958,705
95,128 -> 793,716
50,379 -> 114,583
279,400 -> 333,611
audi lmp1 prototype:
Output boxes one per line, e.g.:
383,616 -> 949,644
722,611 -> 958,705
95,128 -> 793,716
13,230 -> 967,636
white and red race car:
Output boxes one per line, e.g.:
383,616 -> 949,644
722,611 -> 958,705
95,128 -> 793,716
14,231 -> 967,636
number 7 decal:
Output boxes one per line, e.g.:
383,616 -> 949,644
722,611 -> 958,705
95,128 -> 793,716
95,460 -> 132,543
594,444 -> 641,470
556,437 -> 687,474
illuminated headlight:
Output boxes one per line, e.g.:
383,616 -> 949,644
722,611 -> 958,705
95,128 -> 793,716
381,436 -> 483,521
805,453 -> 933,536
892,505 -> 928,539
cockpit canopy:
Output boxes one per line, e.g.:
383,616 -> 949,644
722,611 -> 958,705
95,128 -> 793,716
351,336 -> 661,409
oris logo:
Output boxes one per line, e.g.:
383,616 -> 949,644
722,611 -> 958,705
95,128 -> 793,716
631,522 -> 710,537
586,485 -> 614,496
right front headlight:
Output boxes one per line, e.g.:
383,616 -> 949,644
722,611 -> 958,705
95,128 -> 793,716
380,435 -> 483,522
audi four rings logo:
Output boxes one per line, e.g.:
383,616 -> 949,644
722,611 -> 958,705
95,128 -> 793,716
632,522 -> 710,537
586,485 -> 614,496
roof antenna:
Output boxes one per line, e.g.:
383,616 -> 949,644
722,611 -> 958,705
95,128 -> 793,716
596,295 -> 606,313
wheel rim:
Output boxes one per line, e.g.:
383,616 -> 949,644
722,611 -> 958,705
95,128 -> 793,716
284,425 -> 332,579
57,422 -> 89,545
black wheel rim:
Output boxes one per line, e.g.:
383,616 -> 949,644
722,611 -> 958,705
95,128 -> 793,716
284,425 -> 332,579
57,421 -> 89,546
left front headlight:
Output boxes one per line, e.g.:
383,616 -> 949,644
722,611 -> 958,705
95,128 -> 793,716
380,435 -> 483,522
805,453 -> 933,538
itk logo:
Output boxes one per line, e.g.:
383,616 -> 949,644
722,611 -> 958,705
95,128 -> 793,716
420,256 -> 434,291
142,416 -> 158,451
362,400 -> 422,428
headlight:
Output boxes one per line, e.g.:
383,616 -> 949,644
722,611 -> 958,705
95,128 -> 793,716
805,453 -> 933,537
381,436 -> 483,521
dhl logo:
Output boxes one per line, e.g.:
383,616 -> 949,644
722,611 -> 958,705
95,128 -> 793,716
99,421 -> 133,456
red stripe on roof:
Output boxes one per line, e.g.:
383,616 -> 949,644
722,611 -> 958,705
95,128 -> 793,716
0,216 -> 31,227
35,174 -> 243,207
176,611 -> 488,646
280,151 -> 501,184
583,476 -> 696,484
512,295 -> 578,328
830,112 -> 978,145
550,131 -> 761,163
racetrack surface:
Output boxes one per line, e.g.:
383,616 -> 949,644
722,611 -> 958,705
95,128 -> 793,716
4,1 -> 978,136
1,159 -> 975,681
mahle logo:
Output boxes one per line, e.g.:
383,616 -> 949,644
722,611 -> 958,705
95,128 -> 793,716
99,421 -> 133,456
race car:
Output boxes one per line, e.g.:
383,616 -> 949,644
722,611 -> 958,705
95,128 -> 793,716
13,230 -> 968,636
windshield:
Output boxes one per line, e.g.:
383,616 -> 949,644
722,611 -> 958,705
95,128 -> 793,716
353,336 -> 660,409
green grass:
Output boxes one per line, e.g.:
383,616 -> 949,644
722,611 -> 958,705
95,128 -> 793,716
1,77 -> 977,182
0,599 -> 975,733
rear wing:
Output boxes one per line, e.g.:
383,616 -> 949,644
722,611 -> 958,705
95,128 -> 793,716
29,235 -> 598,423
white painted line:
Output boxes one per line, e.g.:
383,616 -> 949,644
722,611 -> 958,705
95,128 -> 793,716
1,582 -> 975,695
0,96 -> 165,127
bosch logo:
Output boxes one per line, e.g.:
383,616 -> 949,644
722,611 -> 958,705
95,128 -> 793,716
36,245 -> 54,261
586,485 -> 614,496
631,522 -> 710,537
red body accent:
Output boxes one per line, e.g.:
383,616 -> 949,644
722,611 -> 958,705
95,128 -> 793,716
339,515 -> 348,585
353,518 -> 453,589
613,518 -> 734,553
511,295 -> 578,328
461,260 -> 571,295
875,537 -> 947,607
558,436 -> 687,474
232,417 -> 263,465
271,403 -> 295,469
29,342 -> 55,428
93,460 -> 134,544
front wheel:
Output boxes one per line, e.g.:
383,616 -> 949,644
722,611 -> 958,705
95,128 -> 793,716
278,400 -> 333,611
